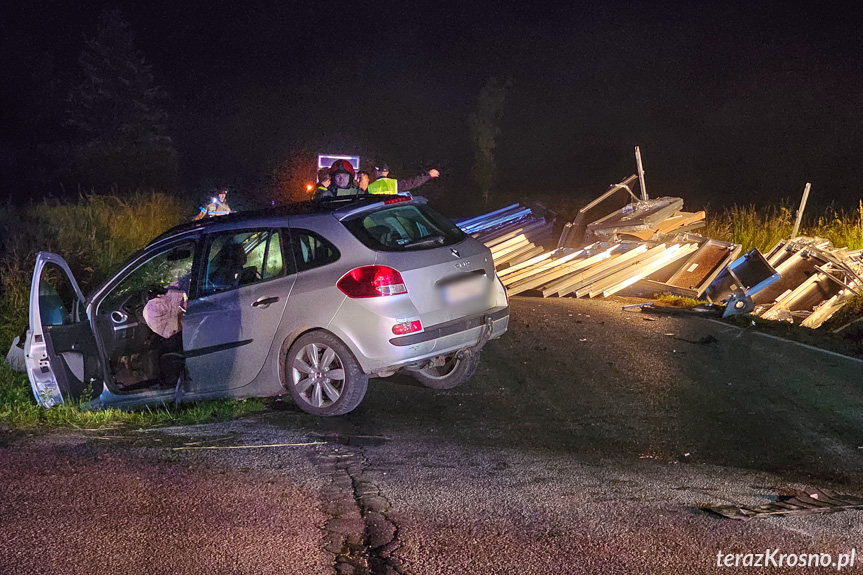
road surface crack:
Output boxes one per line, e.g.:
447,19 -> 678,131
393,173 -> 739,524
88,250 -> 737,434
317,446 -> 406,575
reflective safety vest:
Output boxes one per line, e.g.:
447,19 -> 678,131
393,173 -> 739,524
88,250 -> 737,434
368,177 -> 397,195
202,200 -> 232,217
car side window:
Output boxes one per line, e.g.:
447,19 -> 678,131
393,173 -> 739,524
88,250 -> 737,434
289,229 -> 340,272
200,229 -> 287,296
38,263 -> 80,326
262,230 -> 287,279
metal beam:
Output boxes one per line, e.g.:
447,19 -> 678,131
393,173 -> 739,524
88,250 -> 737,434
790,182 -> 812,240
635,146 -> 648,201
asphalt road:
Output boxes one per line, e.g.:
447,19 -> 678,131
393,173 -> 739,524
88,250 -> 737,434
2,296 -> 862,574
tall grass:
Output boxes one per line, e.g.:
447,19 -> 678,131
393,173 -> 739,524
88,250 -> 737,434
814,201 -> 863,251
0,193 -> 186,350
701,201 -> 863,253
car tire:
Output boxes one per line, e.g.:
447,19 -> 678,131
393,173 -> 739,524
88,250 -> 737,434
410,351 -> 481,390
285,331 -> 368,416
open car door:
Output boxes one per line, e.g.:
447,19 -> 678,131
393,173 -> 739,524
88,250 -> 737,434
25,252 -> 102,407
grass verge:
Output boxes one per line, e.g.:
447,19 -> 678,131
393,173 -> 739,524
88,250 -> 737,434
655,294 -> 703,308
0,360 -> 266,430
711,311 -> 863,359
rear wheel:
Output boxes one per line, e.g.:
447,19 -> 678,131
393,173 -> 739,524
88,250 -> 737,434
410,351 -> 481,390
285,332 -> 368,416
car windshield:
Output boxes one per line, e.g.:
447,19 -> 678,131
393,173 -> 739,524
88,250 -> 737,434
102,243 -> 196,309
342,203 -> 466,251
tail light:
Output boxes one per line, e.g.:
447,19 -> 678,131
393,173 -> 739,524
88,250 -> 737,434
384,195 -> 412,205
337,266 -> 407,298
392,320 -> 422,335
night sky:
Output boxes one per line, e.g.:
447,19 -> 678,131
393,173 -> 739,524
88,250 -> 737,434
2,1 -> 862,212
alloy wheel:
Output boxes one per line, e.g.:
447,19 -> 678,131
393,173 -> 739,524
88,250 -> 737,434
291,343 -> 346,408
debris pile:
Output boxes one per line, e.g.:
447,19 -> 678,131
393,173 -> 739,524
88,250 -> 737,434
458,192 -> 733,301
459,181 -> 862,330
583,196 -> 705,243
456,203 -> 556,268
556,176 -> 707,250
495,234 -> 740,299
713,237 -> 863,328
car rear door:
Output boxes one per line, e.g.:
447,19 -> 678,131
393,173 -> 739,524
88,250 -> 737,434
25,252 -> 102,407
183,228 -> 296,394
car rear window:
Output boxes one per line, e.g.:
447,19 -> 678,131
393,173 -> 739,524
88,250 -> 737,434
342,203 -> 466,251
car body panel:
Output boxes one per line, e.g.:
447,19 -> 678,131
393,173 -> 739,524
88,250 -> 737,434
184,273 -> 294,393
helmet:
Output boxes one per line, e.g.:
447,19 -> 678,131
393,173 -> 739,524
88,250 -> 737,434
329,159 -> 355,178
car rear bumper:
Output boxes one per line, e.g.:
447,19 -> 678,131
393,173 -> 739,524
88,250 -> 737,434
356,305 -> 508,374
329,302 -> 510,374
388,306 -> 509,346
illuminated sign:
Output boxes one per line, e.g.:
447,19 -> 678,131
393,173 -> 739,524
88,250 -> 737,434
318,154 -> 360,172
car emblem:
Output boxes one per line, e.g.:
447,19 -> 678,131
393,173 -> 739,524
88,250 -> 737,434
450,248 -> 460,258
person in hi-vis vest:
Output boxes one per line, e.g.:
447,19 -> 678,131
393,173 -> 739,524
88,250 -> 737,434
368,162 -> 440,194
195,189 -> 233,220
312,168 -> 331,196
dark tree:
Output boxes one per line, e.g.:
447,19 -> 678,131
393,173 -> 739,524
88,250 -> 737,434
0,30 -> 71,199
66,9 -> 179,191
468,77 -> 511,207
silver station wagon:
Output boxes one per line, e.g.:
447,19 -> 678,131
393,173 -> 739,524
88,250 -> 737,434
25,195 -> 509,415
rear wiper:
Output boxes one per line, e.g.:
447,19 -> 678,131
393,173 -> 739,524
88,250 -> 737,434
402,235 -> 445,248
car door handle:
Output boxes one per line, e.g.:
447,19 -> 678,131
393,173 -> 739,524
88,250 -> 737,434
252,296 -> 280,308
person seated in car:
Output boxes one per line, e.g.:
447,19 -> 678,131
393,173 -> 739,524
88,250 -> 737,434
208,242 -> 247,291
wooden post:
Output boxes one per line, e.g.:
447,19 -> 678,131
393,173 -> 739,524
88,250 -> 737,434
634,146 -> 648,201
791,182 -> 811,239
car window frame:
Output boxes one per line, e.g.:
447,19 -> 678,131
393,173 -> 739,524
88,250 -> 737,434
288,228 -> 341,273
193,227 -> 291,299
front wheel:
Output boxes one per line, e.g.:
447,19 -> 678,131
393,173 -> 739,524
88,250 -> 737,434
409,351 -> 481,390
285,332 -> 368,416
